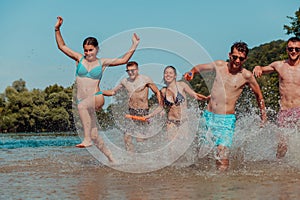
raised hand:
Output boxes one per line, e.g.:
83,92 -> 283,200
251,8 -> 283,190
132,33 -> 140,46
55,16 -> 63,30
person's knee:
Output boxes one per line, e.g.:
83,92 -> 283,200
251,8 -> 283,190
95,102 -> 104,110
77,103 -> 88,112
95,97 -> 104,110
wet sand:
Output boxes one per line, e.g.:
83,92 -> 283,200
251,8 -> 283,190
1,146 -> 300,200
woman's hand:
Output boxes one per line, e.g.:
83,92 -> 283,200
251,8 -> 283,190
55,16 -> 63,30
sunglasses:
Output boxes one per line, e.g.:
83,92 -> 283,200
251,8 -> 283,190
231,55 -> 246,62
287,47 -> 300,53
126,69 -> 137,73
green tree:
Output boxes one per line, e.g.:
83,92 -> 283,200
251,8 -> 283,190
284,7 -> 300,37
1,81 -> 76,132
2,84 -> 35,132
31,104 -> 50,132
0,93 -> 5,118
44,84 -> 64,97
47,107 -> 70,131
0,113 -> 18,132
12,79 -> 28,93
45,88 -> 73,131
31,89 -> 46,106
96,108 -> 113,130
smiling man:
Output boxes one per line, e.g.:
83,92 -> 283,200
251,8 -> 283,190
184,41 -> 267,170
253,37 -> 300,159
103,61 -> 161,152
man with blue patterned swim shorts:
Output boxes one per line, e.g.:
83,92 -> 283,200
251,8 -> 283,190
203,110 -> 236,148
184,42 -> 267,171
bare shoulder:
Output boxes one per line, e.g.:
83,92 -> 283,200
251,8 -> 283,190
177,81 -> 188,88
140,74 -> 154,83
160,87 -> 167,95
142,74 -> 151,79
214,60 -> 227,67
269,60 -> 285,69
242,68 -> 255,80
121,77 -> 128,85
99,58 -> 109,67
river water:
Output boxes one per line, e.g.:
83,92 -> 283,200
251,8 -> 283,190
1,116 -> 300,199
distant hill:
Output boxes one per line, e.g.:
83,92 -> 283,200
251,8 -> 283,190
246,39 -> 287,70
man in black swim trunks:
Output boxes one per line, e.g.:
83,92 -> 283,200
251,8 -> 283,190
103,61 -> 161,151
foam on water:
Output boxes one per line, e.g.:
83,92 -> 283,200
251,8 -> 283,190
2,118 -> 300,200
87,99 -> 202,173
2,108 -> 300,172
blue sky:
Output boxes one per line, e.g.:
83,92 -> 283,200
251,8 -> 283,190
0,0 -> 299,93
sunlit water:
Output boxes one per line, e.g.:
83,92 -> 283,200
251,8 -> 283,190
1,111 -> 300,199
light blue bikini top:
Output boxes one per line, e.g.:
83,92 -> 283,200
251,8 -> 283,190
76,56 -> 103,80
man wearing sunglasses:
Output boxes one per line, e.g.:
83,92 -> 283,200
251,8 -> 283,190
103,61 -> 161,152
253,37 -> 300,159
184,41 -> 267,171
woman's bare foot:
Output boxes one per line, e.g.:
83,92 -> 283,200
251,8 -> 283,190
75,141 -> 92,148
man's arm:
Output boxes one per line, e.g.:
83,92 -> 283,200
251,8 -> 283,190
101,33 -> 140,67
183,61 -> 220,81
245,71 -> 267,123
144,90 -> 164,119
253,62 -> 277,78
181,82 -> 210,101
148,82 -> 162,106
102,83 -> 123,96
